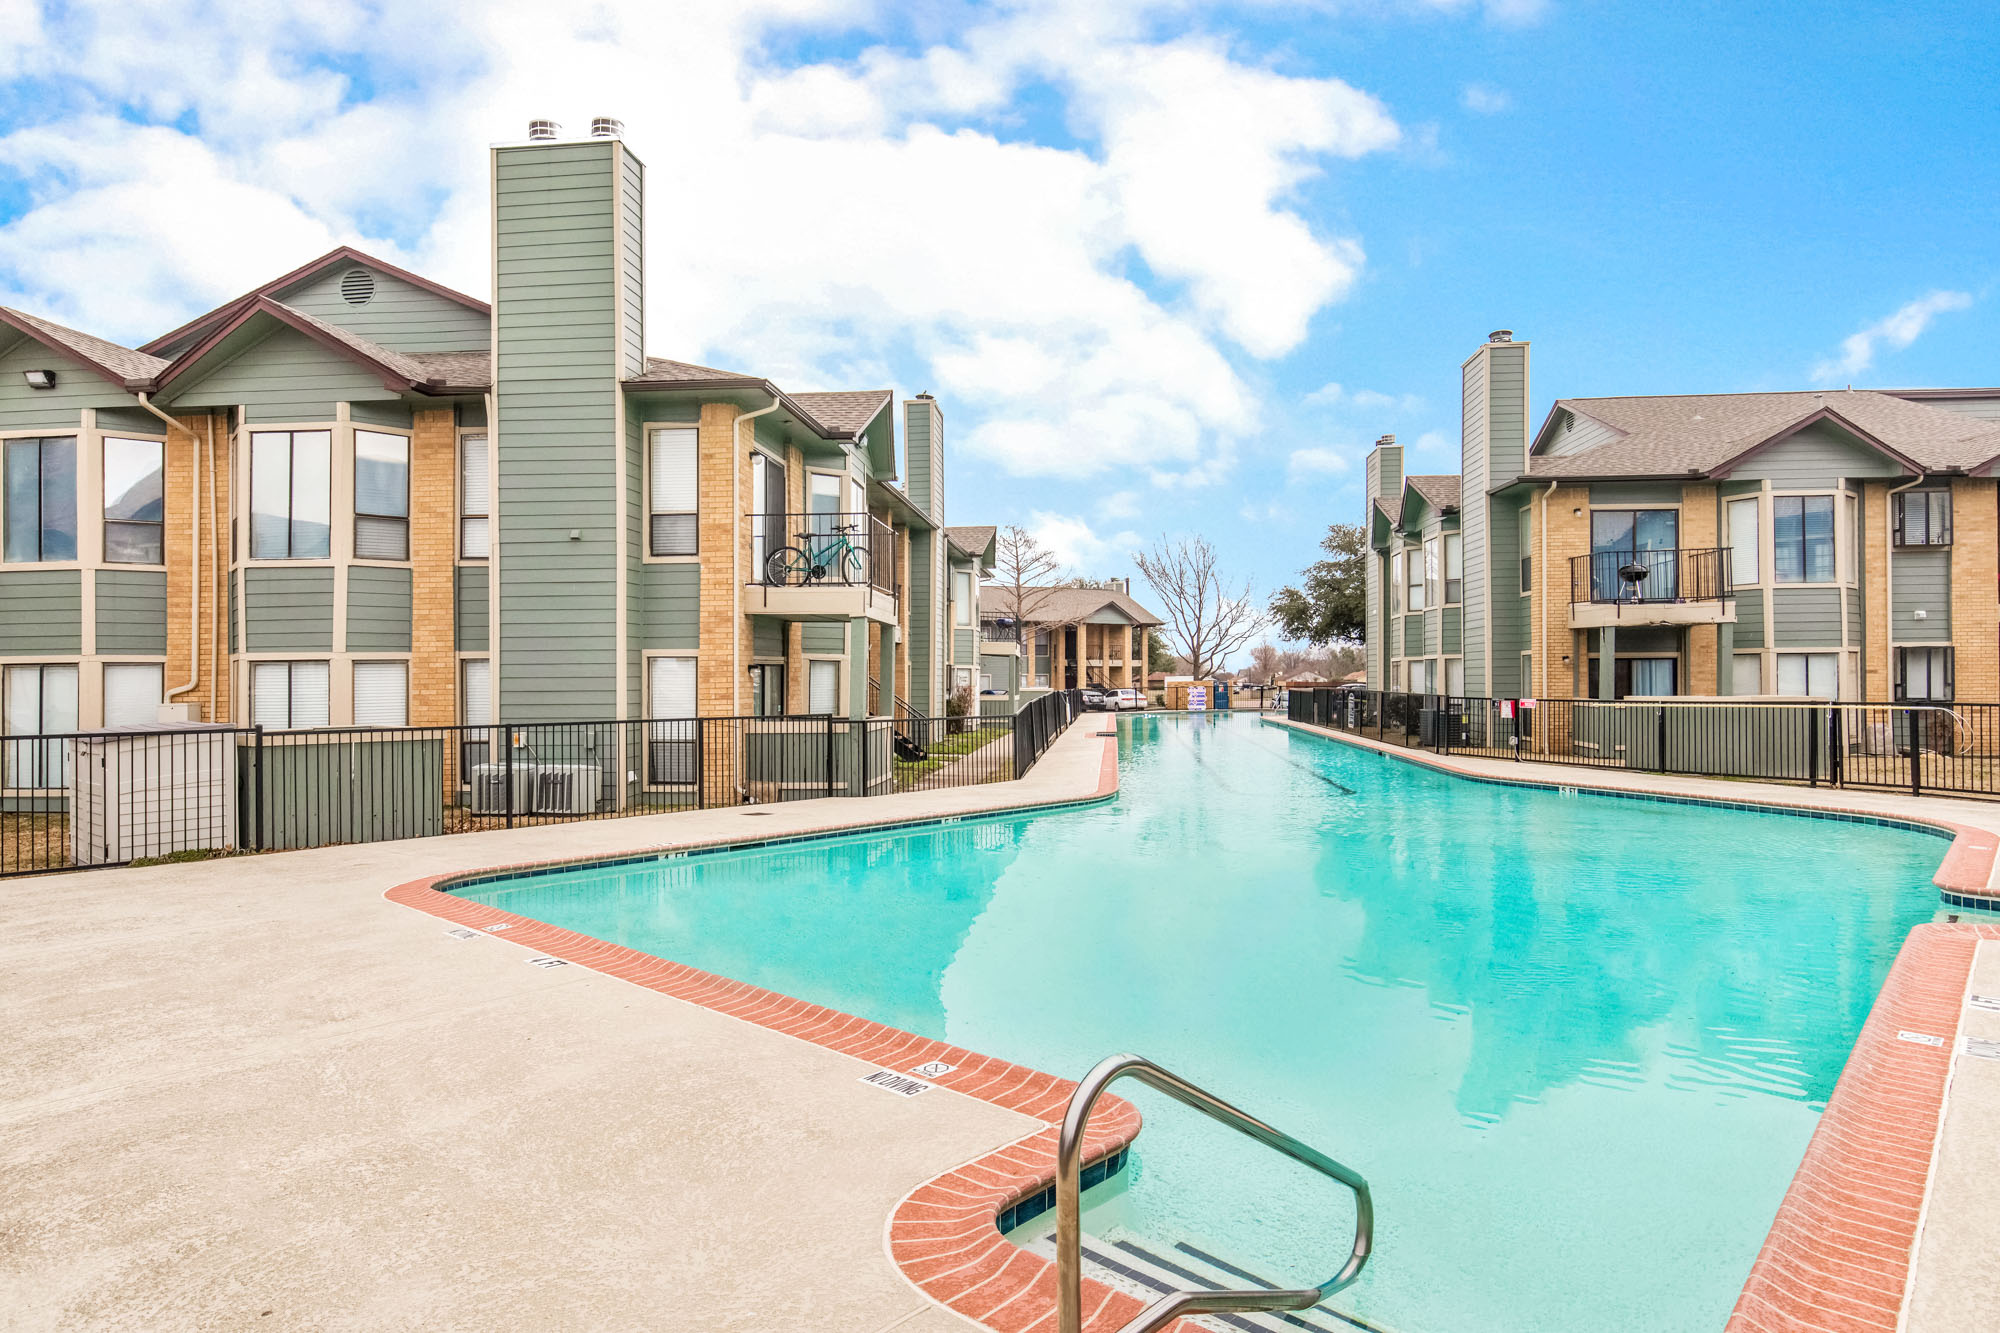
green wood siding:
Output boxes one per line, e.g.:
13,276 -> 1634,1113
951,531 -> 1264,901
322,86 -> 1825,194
95,570 -> 167,655
455,565 -> 489,651
243,566 -> 335,652
348,400 -> 413,428
0,339 -> 140,430
1588,482 -> 1685,506
1770,587 -> 1843,647
908,529 -> 935,712
494,140 -> 623,719
346,565 -> 412,652
1725,423 -> 1905,484
1442,607 -> 1462,655
1734,589 -> 1765,648
954,627 -> 975,663
1402,614 -> 1423,658
229,571 -> 238,652
641,563 -> 699,651
802,623 -> 845,654
168,325 -> 395,421
752,616 -> 783,658
0,569 -> 81,653
1892,549 -> 1951,643
278,266 -> 490,353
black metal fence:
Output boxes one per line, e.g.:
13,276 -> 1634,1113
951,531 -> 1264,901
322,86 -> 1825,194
1015,688 -> 1085,776
1,700 -> 1084,878
1288,686 -> 2000,801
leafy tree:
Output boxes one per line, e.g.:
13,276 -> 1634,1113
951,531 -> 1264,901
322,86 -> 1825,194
1269,522 -> 1367,646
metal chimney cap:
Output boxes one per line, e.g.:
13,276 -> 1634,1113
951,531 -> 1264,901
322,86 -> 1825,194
527,119 -> 560,141
1489,329 -> 1514,342
1375,433 -> 1397,446
590,117 -> 625,138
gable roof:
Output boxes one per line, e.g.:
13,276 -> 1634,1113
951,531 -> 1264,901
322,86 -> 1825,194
982,584 -> 1165,628
140,245 -> 490,357
1405,474 -> 1462,512
624,358 -> 892,444
157,297 -> 489,397
791,390 -> 893,436
1524,390 -> 2000,482
945,525 -> 996,559
0,308 -> 167,389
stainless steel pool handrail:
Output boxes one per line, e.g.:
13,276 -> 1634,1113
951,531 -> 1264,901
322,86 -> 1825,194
1055,1053 -> 1374,1333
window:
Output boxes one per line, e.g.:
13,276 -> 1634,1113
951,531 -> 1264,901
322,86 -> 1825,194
1444,657 -> 1465,696
1407,658 -> 1430,693
1841,494 -> 1858,582
251,661 -> 330,728
1424,537 -> 1440,607
749,663 -> 786,717
3,664 -> 77,786
4,436 -> 76,562
1893,489 -> 1952,548
953,569 -> 973,625
981,672 -> 995,693
103,437 -> 164,564
1443,533 -> 1463,605
1518,507 -> 1532,594
1589,509 -> 1678,600
103,663 -> 163,728
459,433 -> 490,558
1772,495 -> 1835,583
647,427 -> 697,556
1588,656 -> 1679,699
353,431 -> 409,560
1896,646 -> 1953,702
459,658 -> 492,781
1726,496 -> 1759,586
646,656 -> 697,783
808,659 -> 840,715
750,452 -> 786,574
955,666 -> 974,693
250,431 -> 331,559
1405,549 -> 1426,612
1389,549 -> 1402,614
352,661 -> 408,727
1775,652 -> 1839,699
1731,653 -> 1763,696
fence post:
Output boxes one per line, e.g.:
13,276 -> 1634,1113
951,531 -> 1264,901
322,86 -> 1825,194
1831,708 -> 1844,787
1807,706 -> 1819,787
252,724 -> 265,852
1656,705 -> 1668,774
504,726 -> 516,829
826,716 -> 836,798
1911,709 -> 1922,799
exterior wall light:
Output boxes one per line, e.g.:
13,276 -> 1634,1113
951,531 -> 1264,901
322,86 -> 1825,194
23,369 -> 55,389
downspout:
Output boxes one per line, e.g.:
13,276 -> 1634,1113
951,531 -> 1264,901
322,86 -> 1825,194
137,392 -> 201,714
732,395 -> 781,713
206,414 -> 218,722
1538,479 -> 1558,702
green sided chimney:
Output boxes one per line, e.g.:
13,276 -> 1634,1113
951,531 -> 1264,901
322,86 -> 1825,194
904,394 -> 946,714
1363,433 -> 1403,689
490,121 -> 645,720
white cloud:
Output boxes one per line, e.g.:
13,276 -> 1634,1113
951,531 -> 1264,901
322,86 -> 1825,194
1303,381 -> 1423,414
1099,490 -> 1141,520
1287,446 -> 1351,475
1414,429 -> 1454,456
1812,290 -> 1974,383
0,0 -> 1458,490
1461,83 -> 1512,115
1027,511 -> 1143,573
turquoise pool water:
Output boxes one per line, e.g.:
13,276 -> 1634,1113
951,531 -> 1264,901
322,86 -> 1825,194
455,713 -> 1946,1333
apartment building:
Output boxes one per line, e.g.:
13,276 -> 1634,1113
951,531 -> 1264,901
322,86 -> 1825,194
1365,330 -> 2000,704
981,579 -> 1163,693
0,122 -> 964,750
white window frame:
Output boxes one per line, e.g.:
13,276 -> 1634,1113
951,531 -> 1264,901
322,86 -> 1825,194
953,568 -> 973,626
1774,651 -> 1840,700
3,662 -> 78,788
250,660 -> 331,729
352,660 -> 409,727
248,430 -> 333,561
807,658 -> 841,715
644,653 -> 698,786
459,431 -> 490,559
1731,652 -> 1763,696
102,661 -> 164,729
1443,533 -> 1463,605
646,425 -> 698,557
1770,491 -> 1839,586
352,429 -> 411,562
102,434 -> 167,567
1726,495 -> 1760,587
1405,548 -> 1426,612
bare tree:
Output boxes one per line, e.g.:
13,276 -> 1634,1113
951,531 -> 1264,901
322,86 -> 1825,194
992,525 -> 1065,645
1132,534 -> 1270,679
1248,642 -> 1281,685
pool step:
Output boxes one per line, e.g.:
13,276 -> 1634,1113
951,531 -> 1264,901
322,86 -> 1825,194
1023,1233 -> 1392,1333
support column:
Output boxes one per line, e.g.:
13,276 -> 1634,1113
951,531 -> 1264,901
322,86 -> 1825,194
846,615 -> 871,720
1596,625 -> 1617,700
880,623 -> 899,715
1717,620 -> 1736,694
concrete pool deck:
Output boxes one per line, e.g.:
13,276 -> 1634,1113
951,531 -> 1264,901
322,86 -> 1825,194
1268,715 -> 2000,1333
1,719 -> 1126,1332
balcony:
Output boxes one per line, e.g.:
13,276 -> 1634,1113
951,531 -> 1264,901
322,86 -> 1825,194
742,511 -> 899,624
1568,547 -> 1734,628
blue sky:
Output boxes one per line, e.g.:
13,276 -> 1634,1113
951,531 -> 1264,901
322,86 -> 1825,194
0,1 -> 1992,656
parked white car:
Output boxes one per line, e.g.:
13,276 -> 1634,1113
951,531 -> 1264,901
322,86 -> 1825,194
1112,688 -> 1145,711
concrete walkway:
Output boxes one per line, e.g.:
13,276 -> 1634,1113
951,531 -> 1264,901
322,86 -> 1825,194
0,719 -> 1117,1332
1265,717 -> 2000,1333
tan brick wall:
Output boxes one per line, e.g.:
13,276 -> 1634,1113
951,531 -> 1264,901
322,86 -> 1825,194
1533,486 -> 1590,702
1952,477 -> 1999,703
695,402 -> 754,719
1863,482 -> 1891,698
410,409 -> 457,727
163,412 -> 231,721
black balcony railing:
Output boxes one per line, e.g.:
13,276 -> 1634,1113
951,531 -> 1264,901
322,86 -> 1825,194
752,511 -> 898,596
1569,546 -> 1730,606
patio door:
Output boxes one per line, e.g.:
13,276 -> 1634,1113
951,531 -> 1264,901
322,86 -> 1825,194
752,453 -> 787,578
1590,509 -> 1679,601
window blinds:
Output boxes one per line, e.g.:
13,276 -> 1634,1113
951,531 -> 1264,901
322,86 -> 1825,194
649,428 -> 697,555
103,663 -> 163,728
353,661 -> 408,727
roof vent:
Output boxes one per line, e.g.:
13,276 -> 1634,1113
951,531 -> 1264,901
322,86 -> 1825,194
527,119 -> 559,141
339,268 -> 375,306
1489,329 -> 1514,342
590,117 -> 624,138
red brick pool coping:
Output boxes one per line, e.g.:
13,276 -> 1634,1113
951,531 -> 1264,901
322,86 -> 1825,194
383,724 -> 1201,1333
1273,717 -> 1998,1332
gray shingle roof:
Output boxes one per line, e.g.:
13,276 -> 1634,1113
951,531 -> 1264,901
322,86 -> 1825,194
945,525 -> 996,558
630,356 -> 755,384
0,308 -> 167,385
267,301 -> 492,392
1406,474 -> 1462,510
1527,390 -> 2000,480
404,350 -> 491,390
982,584 -> 1165,627
791,390 -> 891,435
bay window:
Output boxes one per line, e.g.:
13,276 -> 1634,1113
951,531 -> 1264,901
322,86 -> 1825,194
4,436 -> 76,562
102,437 -> 164,564
1405,549 -> 1426,612
353,431 -> 410,560
1443,533 -> 1463,604
250,431 -> 332,559
1772,495 -> 1834,583
1726,496 -> 1759,585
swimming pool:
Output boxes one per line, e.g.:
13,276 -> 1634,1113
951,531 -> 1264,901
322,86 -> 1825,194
453,713 -> 1948,1332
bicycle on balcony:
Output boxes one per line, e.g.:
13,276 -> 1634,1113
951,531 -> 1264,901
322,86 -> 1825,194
766,522 -> 867,585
